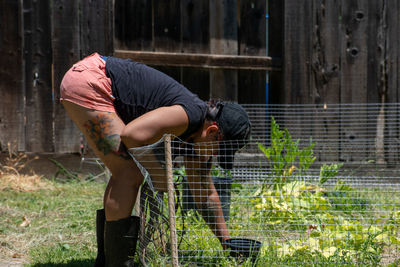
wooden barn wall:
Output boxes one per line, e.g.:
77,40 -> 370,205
282,0 -> 399,105
0,0 -> 113,153
281,0 -> 400,163
114,0 -> 268,104
1,0 -> 399,156
0,0 -> 25,152
24,0 -> 53,152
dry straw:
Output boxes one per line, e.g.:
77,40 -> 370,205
0,143 -> 52,192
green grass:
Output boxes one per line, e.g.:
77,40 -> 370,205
1,174 -> 400,266
0,179 -> 105,266
164,183 -> 400,267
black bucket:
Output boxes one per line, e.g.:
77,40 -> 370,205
224,238 -> 262,262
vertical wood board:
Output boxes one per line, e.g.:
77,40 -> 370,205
23,0 -> 53,152
52,0 -> 81,153
365,1 -> 382,104
386,0 -> 400,104
181,68 -> 210,101
238,70 -> 265,104
268,0 -> 284,106
311,0 -> 341,162
282,0 -> 313,105
181,0 -> 210,101
339,1 -> 369,162
80,0 -> 114,57
239,0 -> 266,56
0,0 -> 25,151
282,0 -> 313,146
209,0 -> 238,101
114,0 -> 152,51
181,0 -> 210,54
153,0 -> 181,52
386,0 -> 400,164
238,0 -> 266,104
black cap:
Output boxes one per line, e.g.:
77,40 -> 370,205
214,102 -> 251,169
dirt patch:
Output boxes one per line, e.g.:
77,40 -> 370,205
0,152 -> 109,181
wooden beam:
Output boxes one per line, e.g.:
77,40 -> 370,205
113,49 -> 282,71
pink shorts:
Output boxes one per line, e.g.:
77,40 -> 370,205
60,53 -> 116,113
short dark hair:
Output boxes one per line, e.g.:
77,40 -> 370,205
205,99 -> 223,121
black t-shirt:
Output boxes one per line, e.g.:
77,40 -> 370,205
105,57 -> 207,140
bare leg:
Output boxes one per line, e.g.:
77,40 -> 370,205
62,101 -> 143,221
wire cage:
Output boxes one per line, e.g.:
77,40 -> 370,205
128,103 -> 400,266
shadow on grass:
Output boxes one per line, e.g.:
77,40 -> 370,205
30,259 -> 94,267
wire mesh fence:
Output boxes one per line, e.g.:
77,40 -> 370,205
126,103 -> 400,266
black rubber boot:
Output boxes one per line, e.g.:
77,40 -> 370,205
94,209 -> 105,267
104,216 -> 140,267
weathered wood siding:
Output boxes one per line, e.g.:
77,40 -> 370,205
0,0 -> 399,161
23,0 -> 53,152
0,0 -> 25,151
0,0 -> 113,153
279,0 -> 400,163
52,0 -> 81,153
113,0 -> 268,103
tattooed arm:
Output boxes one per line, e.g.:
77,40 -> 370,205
184,156 -> 230,247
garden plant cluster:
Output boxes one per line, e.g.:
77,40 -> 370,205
165,118 -> 400,266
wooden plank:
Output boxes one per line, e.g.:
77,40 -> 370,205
181,0 -> 209,54
52,0 -> 81,153
80,0 -> 114,57
181,67 -> 210,101
0,0 -> 25,152
387,0 -> 400,104
311,0 -> 341,162
239,0 -> 266,56
114,50 -> 281,70
263,0 -> 284,144
339,1 -> 368,104
180,0 -> 210,100
268,0 -> 284,105
368,2 -> 386,165
282,0 -> 313,105
386,0 -> 400,164
366,1 -> 382,104
339,1 -> 369,163
311,0 -> 341,105
238,70 -> 266,104
238,0 -> 266,104
153,0 -> 181,52
209,0 -> 238,101
114,0 -> 152,50
281,0 -> 313,148
152,0 -> 181,83
23,0 -> 53,152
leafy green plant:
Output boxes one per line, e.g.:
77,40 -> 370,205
258,117 -> 316,188
211,165 -> 232,178
319,163 -> 343,185
248,118 -> 399,264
